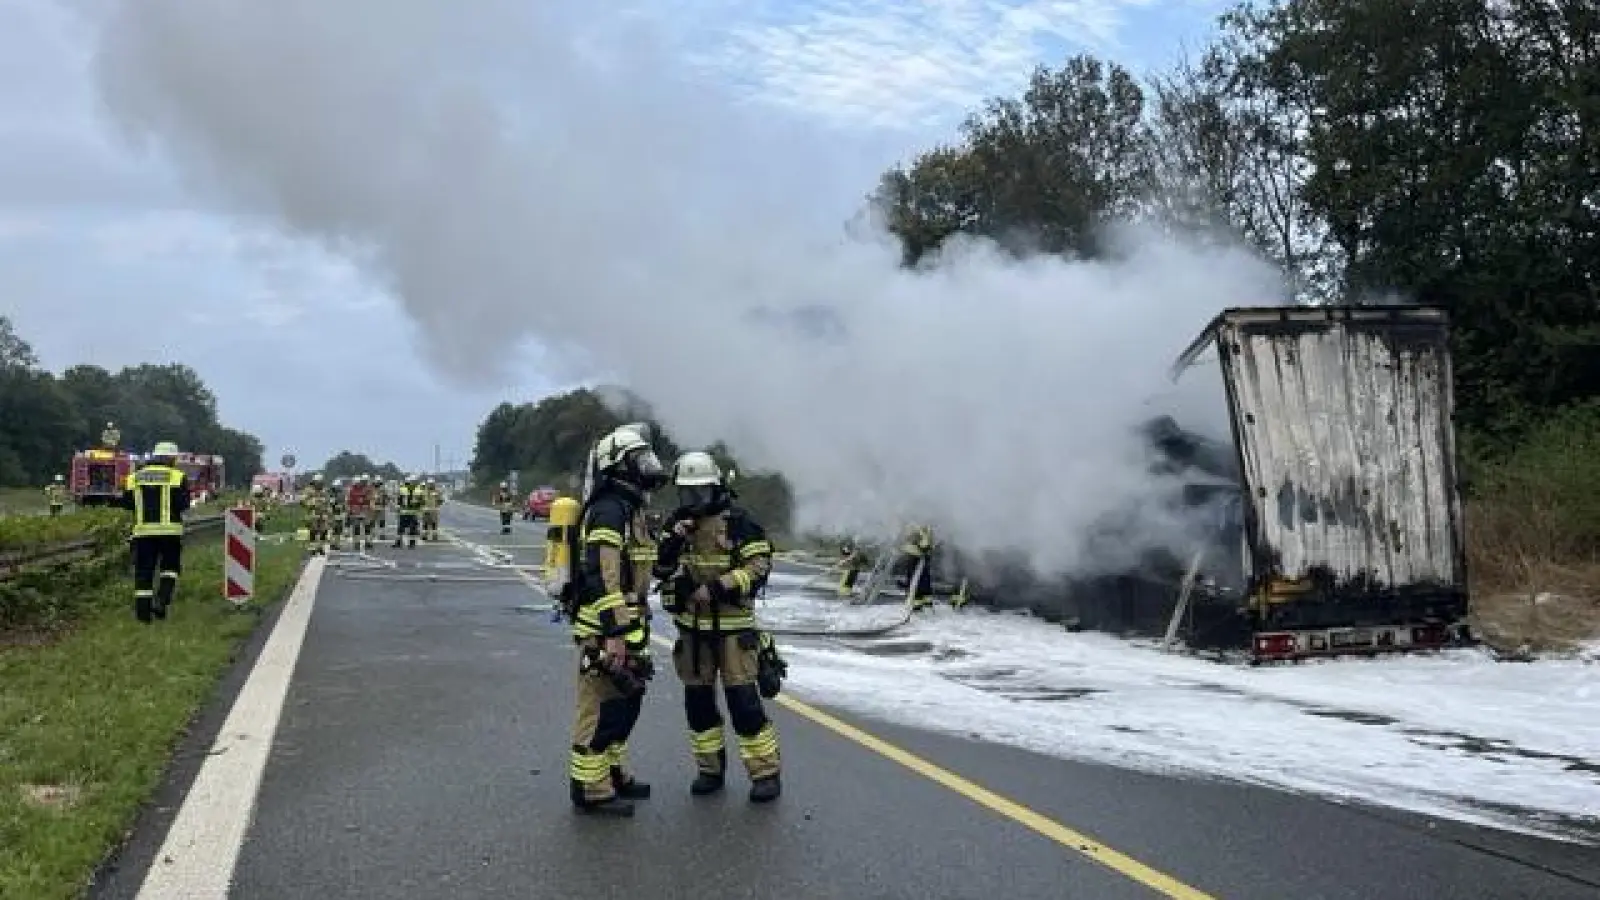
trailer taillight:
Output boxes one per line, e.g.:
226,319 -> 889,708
1411,624 -> 1447,646
1253,633 -> 1299,658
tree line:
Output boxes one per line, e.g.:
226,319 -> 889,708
314,451 -> 410,483
470,387 -> 794,532
874,0 -> 1597,450
0,315 -> 265,487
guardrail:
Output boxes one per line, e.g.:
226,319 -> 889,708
0,514 -> 226,584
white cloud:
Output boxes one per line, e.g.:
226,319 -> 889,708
687,0 -> 1159,131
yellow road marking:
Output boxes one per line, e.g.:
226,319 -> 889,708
472,515 -> 1214,898
773,692 -> 1216,899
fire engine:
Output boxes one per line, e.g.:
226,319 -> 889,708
69,447 -> 136,506
174,453 -> 226,503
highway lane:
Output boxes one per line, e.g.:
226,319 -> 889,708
95,501 -> 1600,899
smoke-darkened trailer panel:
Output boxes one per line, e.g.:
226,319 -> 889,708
1177,306 -> 1470,639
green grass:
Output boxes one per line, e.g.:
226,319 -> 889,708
0,538 -> 304,899
0,488 -> 48,517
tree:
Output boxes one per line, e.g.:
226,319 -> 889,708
0,316 -> 39,371
1220,0 -> 1600,436
0,319 -> 265,487
873,54 -> 1155,264
468,389 -> 793,531
318,451 -> 406,483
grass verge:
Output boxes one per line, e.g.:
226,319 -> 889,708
0,536 -> 303,899
0,487 -> 48,517
1464,404 -> 1600,655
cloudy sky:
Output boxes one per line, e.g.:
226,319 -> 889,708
0,0 -> 1227,475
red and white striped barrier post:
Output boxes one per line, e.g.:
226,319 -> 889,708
225,505 -> 255,607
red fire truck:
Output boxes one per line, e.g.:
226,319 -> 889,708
69,447 -> 135,506
174,452 -> 226,503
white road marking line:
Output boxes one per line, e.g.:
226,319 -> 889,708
136,556 -> 328,900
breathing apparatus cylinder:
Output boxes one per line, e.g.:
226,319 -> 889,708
543,495 -> 581,596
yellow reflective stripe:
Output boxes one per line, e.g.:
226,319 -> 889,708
728,570 -> 752,594
586,527 -> 623,547
569,748 -> 610,783
628,548 -> 657,562
739,540 -> 772,558
689,727 -> 725,754
688,553 -> 731,566
606,742 -> 628,767
671,612 -> 757,631
736,722 -> 779,759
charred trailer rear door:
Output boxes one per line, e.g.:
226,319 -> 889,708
1172,306 -> 1471,660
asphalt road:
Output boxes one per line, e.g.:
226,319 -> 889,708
94,501 -> 1600,899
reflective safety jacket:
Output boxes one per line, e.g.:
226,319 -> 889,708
120,464 -> 190,538
44,483 -> 65,506
422,486 -> 441,512
398,484 -> 425,513
301,485 -> 328,512
901,525 -> 933,558
491,488 -> 514,511
654,506 -> 772,633
571,489 -> 652,647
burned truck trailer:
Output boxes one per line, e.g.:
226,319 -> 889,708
951,305 -> 1472,663
1167,305 -> 1472,661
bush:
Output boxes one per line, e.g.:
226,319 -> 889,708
1464,402 -> 1600,650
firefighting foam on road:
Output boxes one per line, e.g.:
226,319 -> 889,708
90,0 -> 1285,582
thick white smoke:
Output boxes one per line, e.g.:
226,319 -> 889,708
89,0 -> 1284,576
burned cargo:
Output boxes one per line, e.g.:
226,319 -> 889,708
958,306 -> 1472,662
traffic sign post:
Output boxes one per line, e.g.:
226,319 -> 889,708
225,505 -> 256,608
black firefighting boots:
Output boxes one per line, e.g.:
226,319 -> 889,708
691,748 -> 726,795
613,767 -> 651,799
749,775 -> 781,803
571,780 -> 635,817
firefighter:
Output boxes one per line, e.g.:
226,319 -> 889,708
302,474 -> 331,554
900,524 -> 936,611
247,483 -> 266,530
328,478 -> 347,550
654,451 -> 784,803
837,538 -> 868,596
422,477 -> 442,541
118,441 -> 190,623
565,425 -> 667,816
394,474 -> 424,548
44,474 -> 66,516
100,421 -> 120,449
491,481 -> 515,535
345,475 -> 374,551
371,474 -> 391,541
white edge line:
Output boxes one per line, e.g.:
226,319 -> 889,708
135,555 -> 328,900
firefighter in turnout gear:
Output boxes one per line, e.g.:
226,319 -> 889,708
118,441 -> 190,623
302,474 -> 332,554
565,426 -> 668,817
422,478 -> 442,541
394,475 -> 424,548
654,451 -> 784,803
371,475 -> 391,541
837,538 -> 867,597
492,481 -> 515,534
901,524 -> 936,611
345,475 -> 374,551
328,478 -> 347,550
100,421 -> 120,449
45,475 -> 66,516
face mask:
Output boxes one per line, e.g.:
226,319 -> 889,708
629,448 -> 668,491
678,485 -> 718,510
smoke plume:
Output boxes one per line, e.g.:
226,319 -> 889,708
90,0 -> 1284,576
